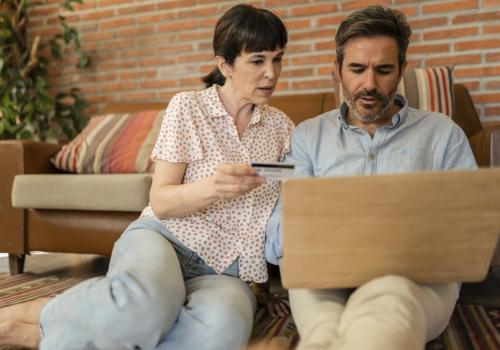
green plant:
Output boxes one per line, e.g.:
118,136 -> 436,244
0,0 -> 90,143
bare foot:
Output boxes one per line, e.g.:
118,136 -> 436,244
0,319 -> 40,349
0,297 -> 51,324
246,337 -> 289,350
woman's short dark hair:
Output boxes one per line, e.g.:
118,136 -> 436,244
202,4 -> 288,87
335,5 -> 411,72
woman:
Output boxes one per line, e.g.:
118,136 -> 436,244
0,4 -> 293,350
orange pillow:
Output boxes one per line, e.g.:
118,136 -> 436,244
51,110 -> 164,173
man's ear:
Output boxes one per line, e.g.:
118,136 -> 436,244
215,56 -> 231,78
332,61 -> 341,83
398,61 -> 408,83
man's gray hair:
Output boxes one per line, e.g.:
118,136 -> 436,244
335,5 -> 411,72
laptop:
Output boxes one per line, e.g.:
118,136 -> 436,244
280,168 -> 500,289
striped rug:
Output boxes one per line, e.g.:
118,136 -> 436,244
1,273 -> 499,349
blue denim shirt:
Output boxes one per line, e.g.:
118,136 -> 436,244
265,95 -> 478,265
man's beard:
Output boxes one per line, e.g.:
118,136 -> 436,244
342,82 -> 397,123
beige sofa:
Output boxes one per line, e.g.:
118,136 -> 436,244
2,84 -> 499,275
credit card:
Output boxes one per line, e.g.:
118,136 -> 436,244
251,162 -> 295,180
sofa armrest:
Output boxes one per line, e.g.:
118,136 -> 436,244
0,140 -> 62,256
467,125 -> 500,167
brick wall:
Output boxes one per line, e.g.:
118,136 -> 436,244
28,0 -> 500,122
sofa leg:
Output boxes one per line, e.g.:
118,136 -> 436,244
8,254 -> 25,275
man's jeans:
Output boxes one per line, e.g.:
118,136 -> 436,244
39,216 -> 256,350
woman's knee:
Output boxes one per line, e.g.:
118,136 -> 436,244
188,276 -> 255,340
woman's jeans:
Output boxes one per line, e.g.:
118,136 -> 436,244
39,216 -> 257,350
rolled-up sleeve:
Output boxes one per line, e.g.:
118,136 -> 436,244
265,124 -> 315,265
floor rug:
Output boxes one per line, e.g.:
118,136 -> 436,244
0,273 -> 499,349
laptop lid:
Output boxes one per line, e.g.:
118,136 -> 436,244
280,169 -> 500,289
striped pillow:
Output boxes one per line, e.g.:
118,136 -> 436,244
52,110 -> 164,173
336,66 -> 454,118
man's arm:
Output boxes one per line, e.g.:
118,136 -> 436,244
442,124 -> 478,170
265,125 -> 316,265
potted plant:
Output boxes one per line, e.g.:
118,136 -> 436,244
0,0 -> 90,143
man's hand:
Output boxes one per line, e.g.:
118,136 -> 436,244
212,163 -> 265,200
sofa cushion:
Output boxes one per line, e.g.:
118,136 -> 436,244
51,110 -> 164,173
12,174 -> 152,211
335,66 -> 454,118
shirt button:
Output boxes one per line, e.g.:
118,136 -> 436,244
368,153 -> 375,160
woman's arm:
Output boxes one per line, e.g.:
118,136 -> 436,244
149,160 -> 265,219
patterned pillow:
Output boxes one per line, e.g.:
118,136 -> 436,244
51,110 -> 164,173
336,66 -> 454,118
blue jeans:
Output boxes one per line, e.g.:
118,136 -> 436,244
39,216 -> 256,350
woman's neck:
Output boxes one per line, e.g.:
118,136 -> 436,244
218,83 -> 254,121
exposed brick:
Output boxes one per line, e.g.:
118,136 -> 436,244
453,11 -> 500,24
472,93 -> 500,104
409,17 -> 448,29
455,66 -> 500,78
423,27 -> 479,41
397,6 -> 418,17
265,0 -> 309,6
140,80 -> 177,89
342,0 -> 391,11
118,26 -> 155,38
81,31 -> 115,42
291,4 -> 337,17
79,10 -> 115,21
455,39 -> 500,51
290,29 -> 336,41
101,82 -> 137,93
317,66 -> 335,76
99,18 -> 135,30
291,79 -> 334,90
315,41 -> 335,51
120,92 -> 158,101
292,55 -> 333,65
281,67 -> 314,78
317,14 -> 347,27
118,4 -> 156,16
178,6 -> 218,18
485,106 -> 500,117
157,0 -> 195,10
484,0 -> 499,5
423,0 -> 478,14
120,71 -> 157,81
286,44 -> 313,54
407,43 -> 450,55
425,54 -> 481,66
99,0 -> 130,7
486,81 -> 500,89
486,53 -> 500,62
484,24 -> 500,34
285,19 -> 311,30
159,91 -> 179,101
459,81 -> 480,91
23,0 -> 500,119
138,13 -> 177,24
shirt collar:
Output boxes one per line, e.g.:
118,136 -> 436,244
338,94 -> 408,129
199,85 -> 262,125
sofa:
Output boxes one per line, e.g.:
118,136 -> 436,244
2,82 -> 500,275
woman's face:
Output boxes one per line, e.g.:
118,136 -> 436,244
224,48 -> 285,105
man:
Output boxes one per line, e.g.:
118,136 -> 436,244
266,5 -> 477,350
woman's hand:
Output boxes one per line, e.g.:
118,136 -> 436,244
212,163 -> 265,200
251,282 -> 290,318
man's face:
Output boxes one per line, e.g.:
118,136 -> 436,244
337,35 -> 405,123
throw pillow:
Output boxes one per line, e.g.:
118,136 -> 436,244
334,66 -> 454,118
51,110 -> 164,173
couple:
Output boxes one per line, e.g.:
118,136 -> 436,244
0,4 -> 476,350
